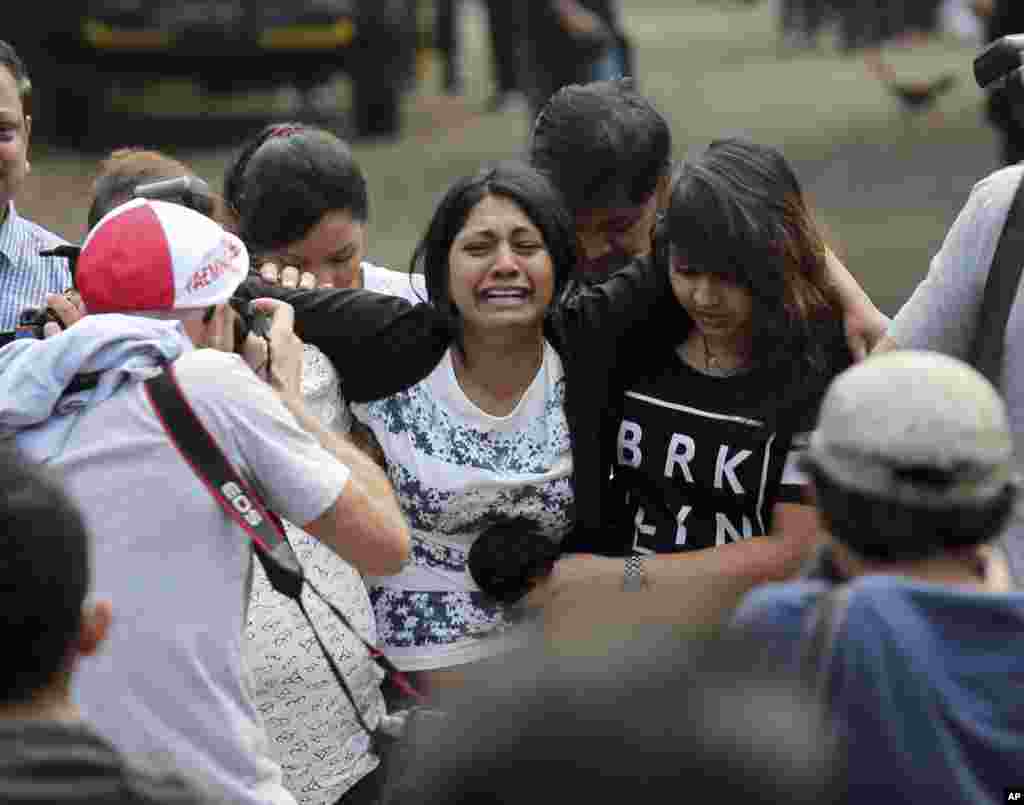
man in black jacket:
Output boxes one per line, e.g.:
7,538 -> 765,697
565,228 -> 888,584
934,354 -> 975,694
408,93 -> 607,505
0,451 -> 213,805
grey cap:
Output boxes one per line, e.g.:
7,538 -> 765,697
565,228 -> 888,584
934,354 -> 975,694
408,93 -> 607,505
807,350 -> 1014,508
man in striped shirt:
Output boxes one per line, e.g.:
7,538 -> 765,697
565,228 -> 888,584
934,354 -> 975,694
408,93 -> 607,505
0,40 -> 70,331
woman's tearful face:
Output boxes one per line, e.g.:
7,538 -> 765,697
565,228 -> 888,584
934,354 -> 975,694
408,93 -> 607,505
448,194 -> 555,334
257,209 -> 367,290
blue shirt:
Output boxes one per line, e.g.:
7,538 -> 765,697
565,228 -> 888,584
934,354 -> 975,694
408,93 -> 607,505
733,574 -> 1024,805
0,202 -> 70,331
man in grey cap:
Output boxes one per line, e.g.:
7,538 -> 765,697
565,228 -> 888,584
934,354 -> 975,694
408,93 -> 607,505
732,349 -> 1023,805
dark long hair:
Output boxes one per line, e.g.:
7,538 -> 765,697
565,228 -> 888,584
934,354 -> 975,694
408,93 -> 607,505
665,138 -> 843,374
222,122 -> 369,255
411,161 -> 576,349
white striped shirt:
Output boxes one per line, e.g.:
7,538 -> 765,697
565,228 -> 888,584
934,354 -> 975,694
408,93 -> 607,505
0,202 -> 70,330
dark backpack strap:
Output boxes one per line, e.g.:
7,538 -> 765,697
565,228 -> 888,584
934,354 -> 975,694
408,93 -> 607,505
969,170 -> 1024,388
800,584 -> 853,702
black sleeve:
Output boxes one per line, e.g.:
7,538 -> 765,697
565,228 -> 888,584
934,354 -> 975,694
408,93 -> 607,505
779,317 -> 854,435
237,277 -> 453,402
559,253 -> 674,349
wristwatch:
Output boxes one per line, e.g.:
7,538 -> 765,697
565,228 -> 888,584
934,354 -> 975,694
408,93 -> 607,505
623,555 -> 646,592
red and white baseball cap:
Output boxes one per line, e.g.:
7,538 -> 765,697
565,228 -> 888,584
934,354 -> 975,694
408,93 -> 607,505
76,198 -> 250,318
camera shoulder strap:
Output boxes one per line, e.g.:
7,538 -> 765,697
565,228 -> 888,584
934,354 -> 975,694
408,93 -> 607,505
969,169 -> 1024,389
143,366 -> 423,737
800,583 -> 853,703
144,365 -> 304,597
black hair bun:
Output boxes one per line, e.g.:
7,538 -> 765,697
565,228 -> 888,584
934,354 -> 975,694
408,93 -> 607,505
468,517 -> 560,604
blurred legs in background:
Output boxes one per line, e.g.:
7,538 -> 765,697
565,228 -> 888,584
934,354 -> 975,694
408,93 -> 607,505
436,0 -> 462,95
482,0 -> 525,110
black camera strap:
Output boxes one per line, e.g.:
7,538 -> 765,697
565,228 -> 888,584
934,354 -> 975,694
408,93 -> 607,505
969,169 -> 1024,389
800,583 -> 853,702
143,365 -> 424,739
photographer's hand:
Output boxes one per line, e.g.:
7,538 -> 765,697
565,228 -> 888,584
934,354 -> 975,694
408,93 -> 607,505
245,298 -> 304,397
42,291 -> 85,337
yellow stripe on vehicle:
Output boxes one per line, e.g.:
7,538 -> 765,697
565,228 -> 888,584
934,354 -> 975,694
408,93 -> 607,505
82,20 -> 174,49
258,19 -> 355,50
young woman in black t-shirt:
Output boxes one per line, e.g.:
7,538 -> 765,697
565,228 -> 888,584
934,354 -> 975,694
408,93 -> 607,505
616,137 -> 851,555
531,139 -> 852,627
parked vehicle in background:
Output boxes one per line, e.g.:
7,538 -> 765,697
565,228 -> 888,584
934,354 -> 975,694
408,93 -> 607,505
11,0 -> 432,148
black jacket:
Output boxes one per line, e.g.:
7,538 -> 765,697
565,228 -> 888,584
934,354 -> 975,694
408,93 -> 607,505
239,257 -> 673,556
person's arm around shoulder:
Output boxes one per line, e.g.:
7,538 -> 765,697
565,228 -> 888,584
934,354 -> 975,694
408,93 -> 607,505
239,263 -> 451,402
560,254 -> 674,343
528,530 -> 814,632
876,165 -> 1024,358
531,436 -> 820,627
249,298 -> 410,575
824,249 -> 890,361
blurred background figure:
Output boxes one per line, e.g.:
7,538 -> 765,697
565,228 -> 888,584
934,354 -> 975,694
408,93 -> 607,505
585,1 -> 633,82
522,1 -> 632,121
435,0 -> 463,95
384,627 -> 846,805
482,0 -> 527,111
777,0 -> 829,50
771,1 -> 958,117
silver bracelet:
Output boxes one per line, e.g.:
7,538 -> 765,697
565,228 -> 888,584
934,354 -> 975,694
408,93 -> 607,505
623,555 -> 646,592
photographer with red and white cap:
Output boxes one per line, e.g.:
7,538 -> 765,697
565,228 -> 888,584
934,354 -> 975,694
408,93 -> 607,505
0,198 -> 410,805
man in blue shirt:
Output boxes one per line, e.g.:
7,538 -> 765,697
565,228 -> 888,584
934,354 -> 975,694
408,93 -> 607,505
733,350 -> 1024,805
0,39 -> 70,331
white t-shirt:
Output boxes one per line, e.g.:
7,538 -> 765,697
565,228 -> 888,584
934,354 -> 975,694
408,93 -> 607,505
24,348 -> 350,805
352,341 -> 574,671
362,261 -> 426,303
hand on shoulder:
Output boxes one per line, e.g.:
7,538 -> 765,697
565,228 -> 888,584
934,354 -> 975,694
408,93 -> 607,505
258,261 -> 322,290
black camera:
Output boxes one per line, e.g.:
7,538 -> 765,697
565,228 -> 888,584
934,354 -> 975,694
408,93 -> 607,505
0,245 -> 81,347
976,34 -> 1024,127
975,35 -> 1024,91
229,296 -> 271,349
133,175 -> 216,219
7,306 -> 61,342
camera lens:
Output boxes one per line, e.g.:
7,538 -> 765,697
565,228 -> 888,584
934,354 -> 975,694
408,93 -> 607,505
18,307 -> 47,327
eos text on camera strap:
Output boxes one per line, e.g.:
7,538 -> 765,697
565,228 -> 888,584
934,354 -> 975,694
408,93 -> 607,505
143,365 -> 424,740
